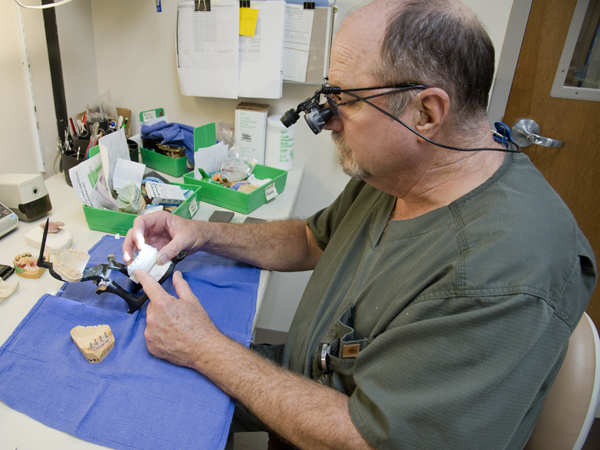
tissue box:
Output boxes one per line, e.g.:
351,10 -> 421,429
235,102 -> 269,165
182,165 -> 286,214
82,183 -> 201,235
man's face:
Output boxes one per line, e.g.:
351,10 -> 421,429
331,128 -> 368,180
324,6 -> 415,185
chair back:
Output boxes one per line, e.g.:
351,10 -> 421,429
525,313 -> 600,450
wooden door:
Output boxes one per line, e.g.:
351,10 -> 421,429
503,0 -> 600,328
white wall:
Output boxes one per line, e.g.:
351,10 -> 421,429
0,0 -> 98,179
2,0 -> 516,333
0,2 -> 49,176
56,0 -> 99,124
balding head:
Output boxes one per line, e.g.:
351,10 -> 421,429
337,0 -> 495,126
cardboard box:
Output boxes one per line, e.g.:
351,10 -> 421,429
235,102 -> 269,165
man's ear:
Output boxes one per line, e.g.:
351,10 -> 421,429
413,88 -> 450,141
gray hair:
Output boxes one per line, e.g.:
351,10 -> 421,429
376,0 -> 495,125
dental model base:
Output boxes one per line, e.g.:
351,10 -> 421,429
13,252 -> 48,279
36,219 -> 186,313
70,325 -> 115,363
24,221 -> 72,254
0,278 -> 19,303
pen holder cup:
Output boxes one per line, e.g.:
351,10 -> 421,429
72,136 -> 90,156
62,153 -> 86,187
127,139 -> 139,162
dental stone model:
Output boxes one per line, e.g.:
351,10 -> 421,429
13,252 -> 48,279
0,278 -> 19,303
70,325 -> 115,363
53,249 -> 91,282
25,221 -> 72,254
127,244 -> 171,284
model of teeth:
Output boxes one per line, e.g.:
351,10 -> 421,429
70,325 -> 115,363
0,278 -> 19,303
13,252 -> 47,279
127,244 -> 171,284
53,249 -> 91,282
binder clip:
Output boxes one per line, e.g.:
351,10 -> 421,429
493,122 -> 520,152
303,1 -> 315,9
36,219 -> 187,314
240,0 -> 250,8
195,0 -> 211,11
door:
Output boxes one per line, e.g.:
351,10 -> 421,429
503,0 -> 600,329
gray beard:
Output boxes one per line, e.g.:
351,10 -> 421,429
331,131 -> 370,180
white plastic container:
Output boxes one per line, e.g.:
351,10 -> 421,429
265,115 -> 295,171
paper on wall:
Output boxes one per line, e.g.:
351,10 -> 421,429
98,127 -> 130,192
176,0 -> 240,99
194,142 -> 229,177
238,1 -> 286,98
283,4 -> 315,82
69,153 -> 103,207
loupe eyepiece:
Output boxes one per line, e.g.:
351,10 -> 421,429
305,106 -> 333,134
281,109 -> 300,128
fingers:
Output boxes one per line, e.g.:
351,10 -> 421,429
156,239 -> 185,266
123,213 -> 168,263
133,268 -> 170,303
123,217 -> 150,263
172,271 -> 195,301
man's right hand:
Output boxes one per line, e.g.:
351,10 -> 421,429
123,212 -> 203,266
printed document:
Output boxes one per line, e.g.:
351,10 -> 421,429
98,128 -> 130,192
238,1 -> 286,98
69,154 -> 103,207
177,0 -> 240,99
283,4 -> 314,82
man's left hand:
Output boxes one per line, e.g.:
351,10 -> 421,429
134,269 -> 220,370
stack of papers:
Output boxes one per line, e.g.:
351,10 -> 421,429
176,0 -> 328,99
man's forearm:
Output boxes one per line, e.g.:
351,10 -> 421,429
197,219 -> 322,272
194,334 -> 374,450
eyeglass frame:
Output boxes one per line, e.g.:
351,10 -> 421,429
319,78 -> 431,118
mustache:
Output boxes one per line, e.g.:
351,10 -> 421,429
331,131 -> 351,153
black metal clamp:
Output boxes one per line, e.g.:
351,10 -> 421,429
36,219 -> 186,313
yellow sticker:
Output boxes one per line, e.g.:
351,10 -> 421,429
240,8 -> 259,37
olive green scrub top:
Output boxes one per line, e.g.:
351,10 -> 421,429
281,152 -> 597,450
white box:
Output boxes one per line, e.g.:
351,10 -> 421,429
235,102 -> 269,165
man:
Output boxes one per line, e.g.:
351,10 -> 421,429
123,0 -> 597,448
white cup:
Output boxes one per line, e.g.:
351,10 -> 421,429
265,115 -> 295,171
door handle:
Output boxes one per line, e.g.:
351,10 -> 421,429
511,119 -> 566,148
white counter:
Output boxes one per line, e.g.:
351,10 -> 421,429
0,163 -> 304,450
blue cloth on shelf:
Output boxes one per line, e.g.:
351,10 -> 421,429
0,234 -> 259,450
141,121 -> 196,166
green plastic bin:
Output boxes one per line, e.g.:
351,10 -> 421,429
140,148 -> 188,177
82,183 -> 201,235
182,165 -> 287,214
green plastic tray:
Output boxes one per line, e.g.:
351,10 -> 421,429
182,165 -> 287,214
140,148 -> 188,177
82,183 -> 201,235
